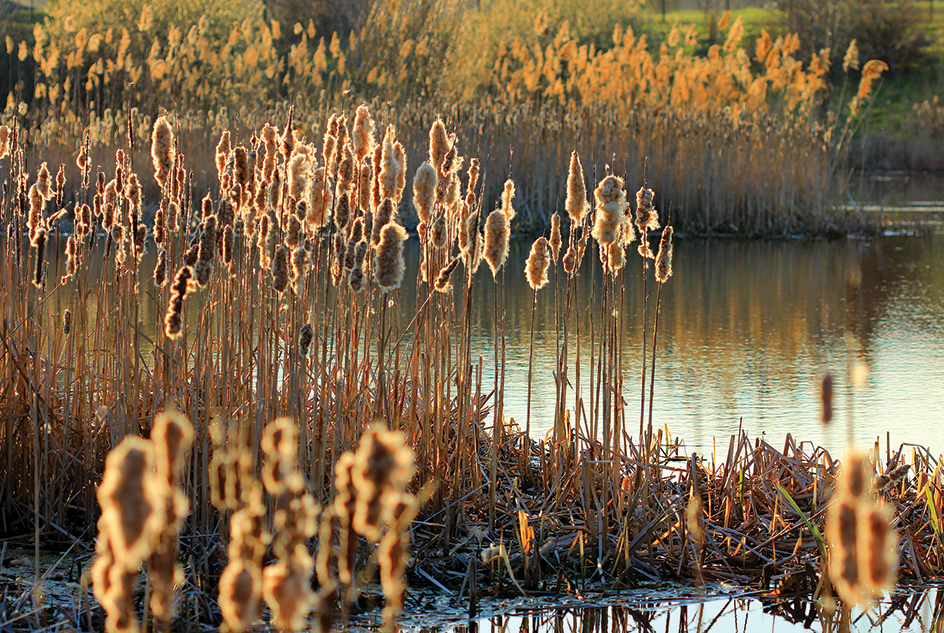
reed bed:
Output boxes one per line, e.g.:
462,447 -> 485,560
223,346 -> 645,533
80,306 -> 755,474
0,103 -> 930,632
3,12 -> 888,236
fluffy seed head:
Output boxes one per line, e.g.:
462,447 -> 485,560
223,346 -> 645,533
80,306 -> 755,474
549,213 -> 562,261
352,104 -> 375,163
97,437 -> 160,566
0,125 -> 10,158
429,118 -> 450,174
272,246 -> 289,293
151,116 -> 175,186
413,162 -> 438,224
374,223 -> 409,291
525,237 -> 550,290
655,226 -> 674,283
566,151 -> 589,225
501,179 -> 516,221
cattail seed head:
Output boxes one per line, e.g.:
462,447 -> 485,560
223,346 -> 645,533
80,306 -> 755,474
97,437 -> 160,566
288,153 -> 311,203
431,216 -> 448,249
153,249 -> 167,287
307,167 -> 333,229
655,226 -> 674,283
525,237 -> 550,290
151,116 -> 175,187
429,118 -> 450,174
483,208 -> 510,278
272,246 -> 289,293
371,197 -> 395,245
549,212 -> 562,262
374,223 -> 408,291
219,559 -> 262,633
434,257 -> 460,293
501,179 -> 516,221
352,104 -> 375,163
299,323 -> 314,357
36,162 -> 52,201
379,126 -> 399,200
566,151 -> 589,225
562,245 -> 577,275
216,130 -> 231,185
62,309 -> 72,335
413,162 -> 437,225
635,187 -> 659,256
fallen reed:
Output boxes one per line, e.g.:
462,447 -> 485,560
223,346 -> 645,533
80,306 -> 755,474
0,102 -> 929,633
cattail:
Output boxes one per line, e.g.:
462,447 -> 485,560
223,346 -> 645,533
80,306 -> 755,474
562,245 -> 577,275
374,223 -> 408,291
32,227 -> 46,289
548,213 -> 562,261
54,163 -> 65,207
655,226 -> 674,283
216,130 -> 231,186
635,187 -> 660,256
821,373 -> 834,424
322,116 -> 338,174
371,198 -> 395,245
153,249 -> 167,287
198,215 -> 218,263
431,216 -> 448,249
379,126 -> 399,201
413,162 -> 437,225
281,124 -> 296,163
0,125 -> 9,158
591,200 -> 624,247
393,140 -> 407,202
501,179 -> 516,221
334,192 -> 351,233
234,146 -> 250,203
307,168 -> 333,229
337,144 -> 355,194
566,151 -> 589,225
151,115 -> 175,187
36,162 -> 52,201
219,559 -> 262,633
164,265 -> 193,339
97,437 -> 160,566
350,424 -> 416,537
62,309 -> 72,335
466,158 -> 480,208
272,246 -> 289,293
483,208 -> 510,278
358,160 -> 372,211
262,124 -> 279,182
370,144 -> 384,212
525,237 -> 550,290
222,225 -> 235,266
194,260 -> 213,287
27,183 -> 43,242
859,502 -> 898,596
352,104 -> 375,163
299,323 -> 314,357
434,257 -> 460,293
291,246 -> 309,290
607,244 -> 626,274
288,154 -> 311,203
429,118 -> 450,174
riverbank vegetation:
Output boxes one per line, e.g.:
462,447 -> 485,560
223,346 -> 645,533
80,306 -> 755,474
0,103 -> 938,631
1,0 -> 925,234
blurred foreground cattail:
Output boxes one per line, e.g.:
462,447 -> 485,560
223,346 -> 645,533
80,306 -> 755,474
827,450 -> 898,608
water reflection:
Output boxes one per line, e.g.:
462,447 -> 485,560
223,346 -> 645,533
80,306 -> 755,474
52,233 -> 944,458
395,585 -> 944,633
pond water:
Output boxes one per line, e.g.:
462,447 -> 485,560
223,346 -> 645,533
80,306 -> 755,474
450,233 -> 944,459
388,584 -> 944,633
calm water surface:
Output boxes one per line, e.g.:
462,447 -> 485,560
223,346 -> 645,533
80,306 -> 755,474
453,234 -> 944,458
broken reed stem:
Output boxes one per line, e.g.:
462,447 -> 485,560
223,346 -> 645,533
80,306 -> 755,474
489,276 -> 499,532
